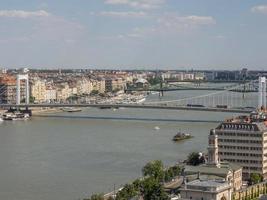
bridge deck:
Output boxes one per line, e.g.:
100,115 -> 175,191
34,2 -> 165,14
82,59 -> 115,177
0,104 -> 252,113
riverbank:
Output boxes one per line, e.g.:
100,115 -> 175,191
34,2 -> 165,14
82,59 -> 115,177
31,107 -> 63,115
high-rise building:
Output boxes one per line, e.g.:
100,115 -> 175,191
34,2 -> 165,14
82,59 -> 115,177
216,111 -> 267,180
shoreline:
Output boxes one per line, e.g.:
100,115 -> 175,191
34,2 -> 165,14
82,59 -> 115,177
31,107 -> 63,115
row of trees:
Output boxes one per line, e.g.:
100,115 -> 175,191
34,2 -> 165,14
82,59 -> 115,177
84,151 -> 205,200
85,160 -> 181,200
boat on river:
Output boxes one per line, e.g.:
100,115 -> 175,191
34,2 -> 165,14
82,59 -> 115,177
2,112 -> 30,121
61,107 -> 82,112
172,132 -> 192,142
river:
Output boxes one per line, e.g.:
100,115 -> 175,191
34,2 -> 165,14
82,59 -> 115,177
0,89 -> 257,200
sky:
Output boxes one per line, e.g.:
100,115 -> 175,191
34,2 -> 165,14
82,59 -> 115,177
0,0 -> 267,70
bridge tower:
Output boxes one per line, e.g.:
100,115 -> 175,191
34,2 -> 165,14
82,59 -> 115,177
258,77 -> 266,110
16,74 -> 29,105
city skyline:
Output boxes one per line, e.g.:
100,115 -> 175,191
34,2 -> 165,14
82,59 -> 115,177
0,0 -> 267,70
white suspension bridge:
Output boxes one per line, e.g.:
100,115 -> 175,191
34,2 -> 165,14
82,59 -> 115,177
0,75 -> 266,114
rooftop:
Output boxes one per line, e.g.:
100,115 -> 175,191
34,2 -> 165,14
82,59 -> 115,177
216,111 -> 267,131
184,161 -> 241,178
182,179 -> 231,193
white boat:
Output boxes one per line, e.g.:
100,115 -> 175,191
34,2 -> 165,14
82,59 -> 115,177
2,112 -> 30,121
154,126 -> 160,130
136,97 -> 146,104
151,92 -> 158,95
61,107 -> 82,112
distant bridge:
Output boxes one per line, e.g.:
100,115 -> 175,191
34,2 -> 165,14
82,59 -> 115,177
165,79 -> 251,83
0,103 -> 253,113
0,76 -> 264,115
126,82 -> 258,94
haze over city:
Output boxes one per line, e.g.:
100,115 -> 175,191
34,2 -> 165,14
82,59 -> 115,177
0,0 -> 267,69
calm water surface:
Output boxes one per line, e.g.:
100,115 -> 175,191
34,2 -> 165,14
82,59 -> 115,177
0,90 -> 256,200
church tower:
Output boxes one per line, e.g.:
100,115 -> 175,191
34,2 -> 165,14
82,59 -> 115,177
207,129 -> 220,167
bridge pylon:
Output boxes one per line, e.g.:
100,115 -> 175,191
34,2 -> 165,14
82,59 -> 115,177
16,74 -> 29,107
258,77 -> 266,110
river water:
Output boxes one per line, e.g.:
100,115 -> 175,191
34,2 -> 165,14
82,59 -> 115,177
0,89 -> 258,200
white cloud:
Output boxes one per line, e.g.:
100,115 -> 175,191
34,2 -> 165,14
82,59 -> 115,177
31,16 -> 85,43
0,10 -> 50,18
122,14 -> 216,38
157,15 -> 216,28
99,11 -> 148,18
147,14 -> 216,35
104,0 -> 166,9
179,15 -> 216,25
105,14 -> 216,41
251,5 -> 267,14
215,35 -> 226,40
0,10 -> 85,45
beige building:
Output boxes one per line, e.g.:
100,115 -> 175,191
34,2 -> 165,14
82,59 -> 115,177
112,78 -> 126,91
92,79 -> 105,94
30,79 -> 46,103
180,179 -> 232,200
56,83 -> 72,102
76,78 -> 92,95
215,111 -> 267,180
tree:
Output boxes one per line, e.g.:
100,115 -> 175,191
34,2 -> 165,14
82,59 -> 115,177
140,177 -> 169,200
171,165 -> 181,176
187,152 -> 205,166
249,173 -> 262,185
142,160 -> 164,181
164,168 -> 174,182
90,90 -> 99,95
115,183 -> 138,200
29,96 -> 35,103
132,179 -> 142,191
84,193 -> 104,200
147,77 -> 161,86
21,96 -> 35,103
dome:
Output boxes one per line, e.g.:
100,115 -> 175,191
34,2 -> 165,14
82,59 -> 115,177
135,78 -> 148,84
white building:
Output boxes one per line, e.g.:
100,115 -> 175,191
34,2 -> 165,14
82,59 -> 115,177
45,86 -> 57,103
180,179 -> 232,200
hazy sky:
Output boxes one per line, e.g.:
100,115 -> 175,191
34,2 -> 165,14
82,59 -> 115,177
0,0 -> 267,70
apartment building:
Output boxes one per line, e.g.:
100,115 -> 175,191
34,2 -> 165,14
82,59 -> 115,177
45,86 -> 57,103
215,111 -> 267,180
30,79 -> 46,103
76,78 -> 92,95
92,79 -> 105,94
56,83 -> 72,102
